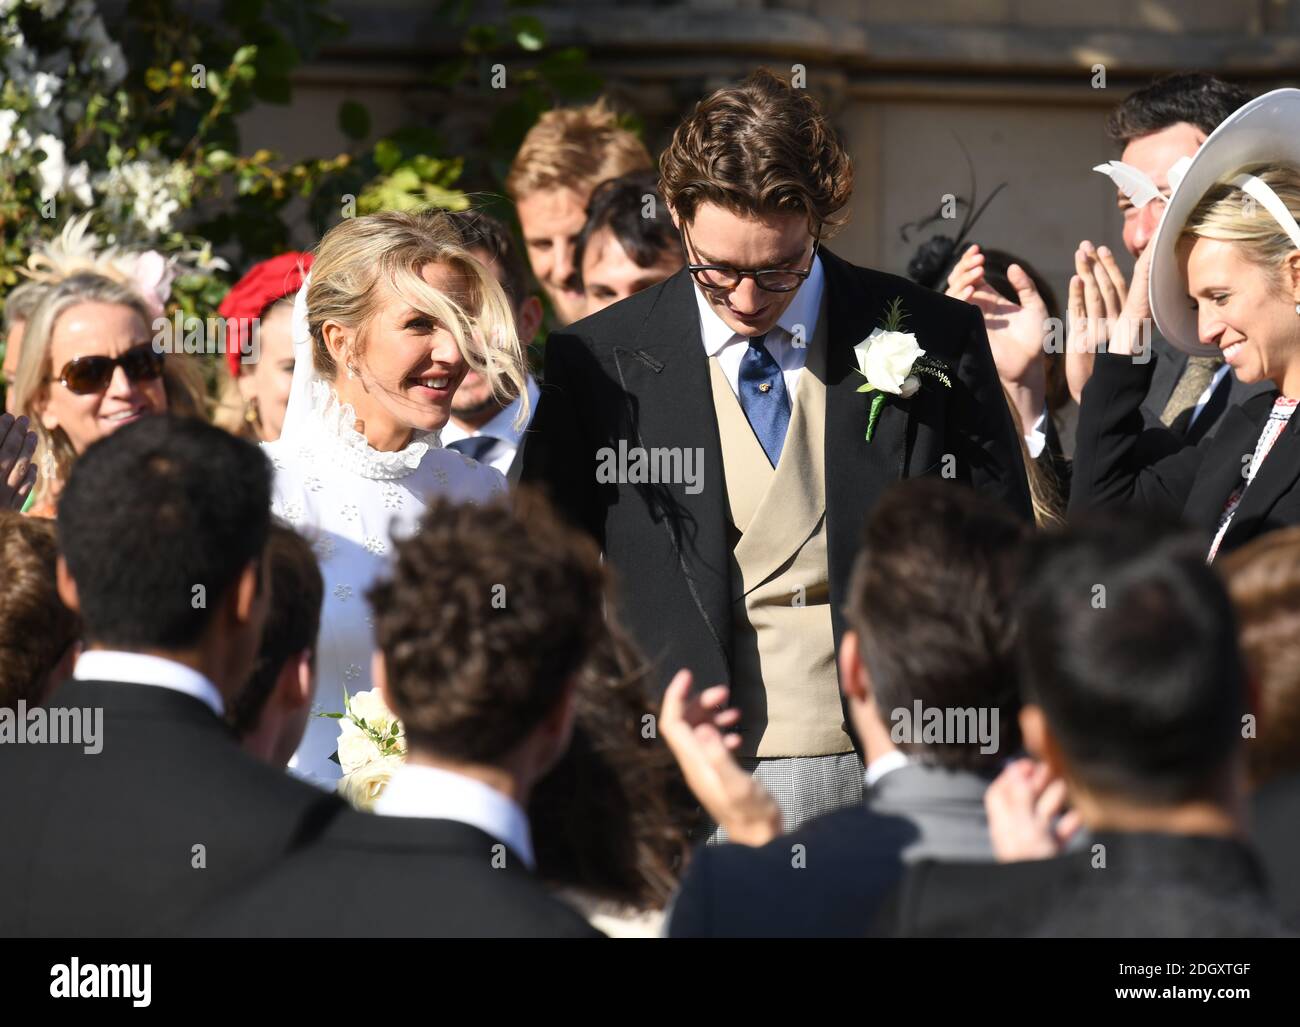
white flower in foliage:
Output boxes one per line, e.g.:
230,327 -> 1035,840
853,327 -> 924,397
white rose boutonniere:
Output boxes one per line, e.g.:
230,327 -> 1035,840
319,687 -> 407,809
852,297 -> 952,441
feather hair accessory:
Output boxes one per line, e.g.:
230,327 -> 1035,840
1093,160 -> 1163,209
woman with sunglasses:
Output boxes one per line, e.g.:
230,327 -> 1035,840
273,209 -> 529,788
12,272 -> 205,517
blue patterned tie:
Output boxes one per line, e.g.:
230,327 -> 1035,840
446,435 -> 497,462
737,332 -> 790,467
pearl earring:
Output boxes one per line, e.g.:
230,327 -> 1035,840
1294,302 -> 1300,316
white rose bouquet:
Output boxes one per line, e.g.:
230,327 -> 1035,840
852,297 -> 951,441
320,688 -> 406,811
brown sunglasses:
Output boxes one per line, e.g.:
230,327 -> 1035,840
50,343 -> 165,396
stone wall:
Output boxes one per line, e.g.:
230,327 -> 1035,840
240,0 -> 1300,293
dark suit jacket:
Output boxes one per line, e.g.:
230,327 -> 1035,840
890,831 -> 1285,938
1070,353 -> 1300,555
1252,772 -> 1300,931
668,764 -> 995,938
189,809 -> 602,938
0,679 -> 343,937
519,252 -> 1031,733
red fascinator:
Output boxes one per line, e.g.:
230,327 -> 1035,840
218,251 -> 314,377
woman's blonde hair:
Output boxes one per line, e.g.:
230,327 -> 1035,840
13,272 -> 206,511
306,209 -> 529,427
1183,162 -> 1300,292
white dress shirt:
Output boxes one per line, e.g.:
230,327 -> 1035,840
374,762 -> 535,869
1189,363 -> 1232,429
440,376 -> 541,475
864,749 -> 911,789
73,650 -> 225,717
693,253 -> 825,401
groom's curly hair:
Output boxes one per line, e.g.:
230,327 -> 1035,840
659,68 -> 853,235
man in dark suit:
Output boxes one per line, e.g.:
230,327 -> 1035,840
520,70 -> 1031,830
0,415 -> 342,937
889,518 -> 1285,938
665,480 -> 1028,937
192,494 -> 602,937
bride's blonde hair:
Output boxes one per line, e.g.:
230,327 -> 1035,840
307,209 -> 529,427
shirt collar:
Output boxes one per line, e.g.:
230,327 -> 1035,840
73,650 -> 225,717
694,252 -> 825,356
864,749 -> 911,789
440,376 -> 539,448
373,762 -> 536,869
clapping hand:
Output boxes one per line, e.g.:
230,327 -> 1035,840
946,243 -> 1048,432
983,757 -> 1083,862
659,669 -> 783,847
0,412 -> 37,511
1065,241 -> 1131,402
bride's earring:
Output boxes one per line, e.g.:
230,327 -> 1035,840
1294,302 -> 1300,316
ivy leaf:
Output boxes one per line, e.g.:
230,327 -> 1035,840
373,138 -> 402,174
338,100 -> 371,141
510,15 -> 545,51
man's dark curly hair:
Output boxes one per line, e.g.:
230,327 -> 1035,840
367,489 -> 605,763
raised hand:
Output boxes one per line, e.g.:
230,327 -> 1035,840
946,243 -> 1048,433
1065,241 -> 1131,402
658,669 -> 782,847
983,757 -> 1083,863
0,412 -> 38,511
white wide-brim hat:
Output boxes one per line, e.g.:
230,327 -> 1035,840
1149,87 -> 1300,357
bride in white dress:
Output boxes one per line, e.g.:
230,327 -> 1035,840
265,210 -> 529,787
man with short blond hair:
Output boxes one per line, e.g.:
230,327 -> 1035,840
506,97 -> 651,325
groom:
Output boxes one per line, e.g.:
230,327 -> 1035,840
520,70 -> 1031,829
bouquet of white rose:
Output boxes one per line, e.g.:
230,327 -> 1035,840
320,689 -> 406,812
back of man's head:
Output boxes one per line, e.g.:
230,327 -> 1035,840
1017,517 -> 1246,805
57,414 -> 272,651
0,511 -> 79,706
367,490 -> 605,768
846,479 -> 1030,771
228,521 -> 323,757
1106,72 -> 1252,147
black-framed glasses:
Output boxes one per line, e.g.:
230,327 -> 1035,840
681,220 -> 819,293
49,343 -> 165,395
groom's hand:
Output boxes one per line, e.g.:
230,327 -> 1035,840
659,669 -> 783,847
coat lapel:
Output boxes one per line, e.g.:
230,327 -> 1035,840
821,249 -> 906,636
610,269 -> 732,664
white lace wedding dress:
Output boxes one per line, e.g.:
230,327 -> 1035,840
267,283 -> 507,789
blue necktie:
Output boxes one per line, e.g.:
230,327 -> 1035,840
737,332 -> 790,467
447,435 -> 497,463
